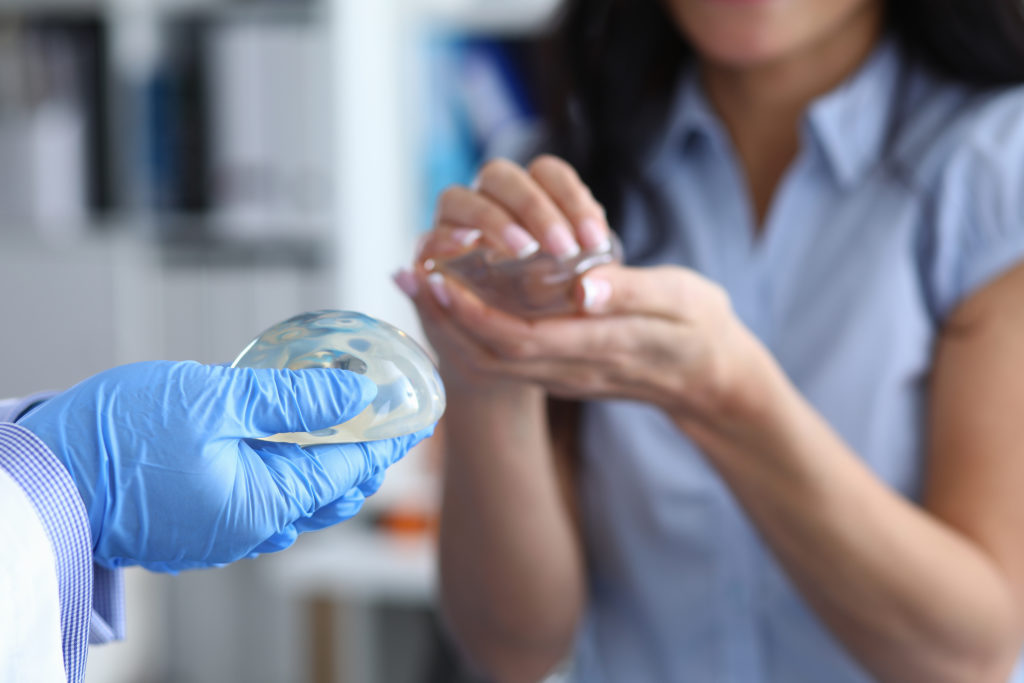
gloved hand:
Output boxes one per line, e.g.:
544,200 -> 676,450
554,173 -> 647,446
17,360 -> 433,572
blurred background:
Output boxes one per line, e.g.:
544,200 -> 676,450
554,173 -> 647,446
0,0 -> 562,680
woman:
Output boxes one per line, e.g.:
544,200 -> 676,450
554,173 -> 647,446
394,0 -> 1024,680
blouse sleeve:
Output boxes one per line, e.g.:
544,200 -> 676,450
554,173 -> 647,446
928,86 -> 1024,320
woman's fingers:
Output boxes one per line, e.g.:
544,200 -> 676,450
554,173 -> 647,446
396,266 -> 697,405
401,268 -> 510,375
428,156 -> 606,264
420,271 -> 542,353
432,185 -> 536,258
402,260 -> 714,364
577,264 -> 730,322
475,158 -> 581,259
423,270 -> 623,363
527,155 -> 611,253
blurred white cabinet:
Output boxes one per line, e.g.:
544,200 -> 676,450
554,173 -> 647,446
0,235 -> 149,395
0,233 -> 333,396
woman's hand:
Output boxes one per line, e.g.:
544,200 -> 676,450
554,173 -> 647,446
418,155 -> 612,265
396,155 -> 782,428
398,155 -> 610,394
411,260 -> 778,428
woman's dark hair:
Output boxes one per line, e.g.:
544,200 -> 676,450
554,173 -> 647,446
533,0 -> 1024,259
891,0 -> 1024,86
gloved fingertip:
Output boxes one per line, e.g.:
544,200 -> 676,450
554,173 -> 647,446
293,494 -> 366,532
358,474 -> 386,498
403,423 -> 438,449
296,367 -> 378,418
359,423 -> 435,471
232,367 -> 380,436
252,527 -> 299,556
349,371 -> 378,407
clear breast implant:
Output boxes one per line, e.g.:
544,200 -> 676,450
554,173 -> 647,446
231,310 -> 446,446
432,231 -> 623,319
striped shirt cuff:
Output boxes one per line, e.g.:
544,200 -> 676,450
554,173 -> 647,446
1,396 -> 123,638
0,422 -> 111,681
91,566 -> 126,643
0,391 -> 56,423
0,423 -> 124,679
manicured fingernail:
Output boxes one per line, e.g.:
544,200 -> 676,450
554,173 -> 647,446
503,224 -> 540,258
582,276 -> 612,312
423,258 -> 437,271
578,218 -> 611,252
451,228 -> 482,247
546,223 -> 581,259
428,272 -> 451,307
392,269 -> 419,297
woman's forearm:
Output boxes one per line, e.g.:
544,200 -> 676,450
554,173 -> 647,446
439,383 -> 585,680
679,366 -> 1022,683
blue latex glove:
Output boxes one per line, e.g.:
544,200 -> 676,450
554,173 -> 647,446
17,360 -> 434,572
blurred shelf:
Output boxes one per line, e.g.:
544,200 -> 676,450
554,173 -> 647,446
0,0 -> 220,14
0,216 -> 147,248
0,0 -> 101,14
0,0 -> 319,20
0,0 -> 561,28
156,0 -> 324,23
418,0 -> 563,35
0,214 -> 331,269
156,234 -> 328,268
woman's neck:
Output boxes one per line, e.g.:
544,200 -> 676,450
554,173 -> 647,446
700,6 -> 884,227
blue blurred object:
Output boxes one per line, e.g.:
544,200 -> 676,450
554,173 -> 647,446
419,35 -> 541,230
17,360 -> 433,572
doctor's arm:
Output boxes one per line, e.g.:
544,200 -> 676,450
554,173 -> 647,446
1,359 -> 432,679
13,360 -> 431,572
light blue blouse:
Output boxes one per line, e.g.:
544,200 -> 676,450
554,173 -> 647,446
574,39 -> 1024,682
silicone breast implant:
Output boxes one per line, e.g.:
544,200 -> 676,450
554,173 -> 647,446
433,232 -> 623,319
231,310 -> 445,445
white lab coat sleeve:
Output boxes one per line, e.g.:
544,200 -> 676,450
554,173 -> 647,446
0,466 -> 68,682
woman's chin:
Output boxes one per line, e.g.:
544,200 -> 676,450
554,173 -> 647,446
688,30 -> 798,70
667,0 -> 882,71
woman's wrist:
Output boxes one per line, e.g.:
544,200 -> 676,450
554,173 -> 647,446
442,366 -> 545,404
444,375 -> 547,435
669,325 -> 800,452
728,339 -> 798,434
